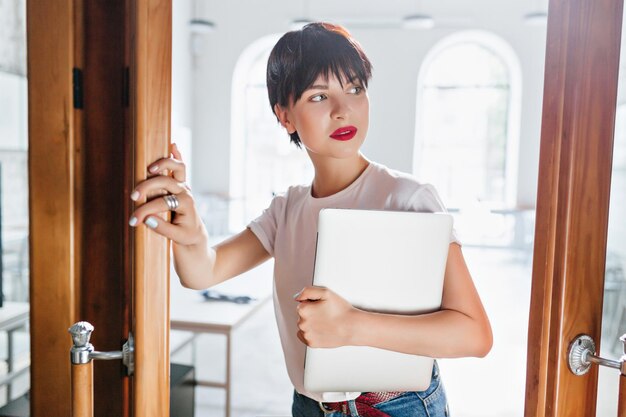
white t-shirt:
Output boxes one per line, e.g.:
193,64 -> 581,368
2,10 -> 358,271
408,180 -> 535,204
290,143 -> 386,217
247,159 -> 459,402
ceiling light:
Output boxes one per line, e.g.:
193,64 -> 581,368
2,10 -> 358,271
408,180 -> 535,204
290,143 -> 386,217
403,14 -> 435,30
523,11 -> 548,25
189,19 -> 215,34
290,18 -> 313,31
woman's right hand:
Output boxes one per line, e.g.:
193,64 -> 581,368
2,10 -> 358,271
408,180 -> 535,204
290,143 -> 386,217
128,143 -> 208,247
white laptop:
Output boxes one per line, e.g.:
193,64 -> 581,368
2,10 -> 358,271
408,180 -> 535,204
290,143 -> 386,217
303,208 -> 453,394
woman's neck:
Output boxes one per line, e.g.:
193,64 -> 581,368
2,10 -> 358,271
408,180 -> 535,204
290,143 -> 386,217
309,153 -> 370,198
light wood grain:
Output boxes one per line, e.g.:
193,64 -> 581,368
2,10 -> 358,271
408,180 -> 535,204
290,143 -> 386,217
71,363 -> 94,417
27,1 -> 78,416
525,0 -> 624,415
131,0 -> 172,415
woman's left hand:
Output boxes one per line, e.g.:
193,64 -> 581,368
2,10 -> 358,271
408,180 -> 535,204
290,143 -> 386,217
294,286 -> 360,348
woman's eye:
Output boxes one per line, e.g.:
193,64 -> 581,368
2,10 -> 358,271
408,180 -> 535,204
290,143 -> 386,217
349,86 -> 363,94
310,94 -> 326,102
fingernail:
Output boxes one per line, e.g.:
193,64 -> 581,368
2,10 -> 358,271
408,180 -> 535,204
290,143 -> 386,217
149,165 -> 158,173
145,217 -> 158,229
129,216 -> 138,227
293,291 -> 302,299
130,190 -> 140,201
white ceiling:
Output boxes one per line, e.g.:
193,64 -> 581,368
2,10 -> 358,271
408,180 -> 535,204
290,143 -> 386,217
299,0 -> 546,20
203,0 -> 550,31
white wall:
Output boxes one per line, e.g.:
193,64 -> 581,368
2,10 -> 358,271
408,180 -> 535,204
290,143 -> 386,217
0,0 -> 26,76
181,0 -> 547,208
172,0 -> 194,179
172,0 -> 193,130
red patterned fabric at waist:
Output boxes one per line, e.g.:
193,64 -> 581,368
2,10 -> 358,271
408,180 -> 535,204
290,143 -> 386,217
319,391 -> 405,416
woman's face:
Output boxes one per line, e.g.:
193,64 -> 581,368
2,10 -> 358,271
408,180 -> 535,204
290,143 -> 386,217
277,73 -> 370,160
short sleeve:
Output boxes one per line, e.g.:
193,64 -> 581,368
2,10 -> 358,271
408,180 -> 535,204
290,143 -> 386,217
246,192 -> 288,257
408,184 -> 461,246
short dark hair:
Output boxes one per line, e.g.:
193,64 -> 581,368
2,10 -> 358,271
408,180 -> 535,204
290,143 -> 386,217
266,22 -> 373,148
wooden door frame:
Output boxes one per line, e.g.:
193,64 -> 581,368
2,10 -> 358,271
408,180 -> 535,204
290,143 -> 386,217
525,0 -> 623,415
27,1 -> 171,415
131,0 -> 172,414
28,2 -> 79,415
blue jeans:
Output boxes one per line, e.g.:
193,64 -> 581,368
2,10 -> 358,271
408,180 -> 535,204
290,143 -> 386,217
292,362 -> 450,417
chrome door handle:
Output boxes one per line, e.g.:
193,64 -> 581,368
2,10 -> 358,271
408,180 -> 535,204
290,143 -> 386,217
568,334 -> 626,376
68,321 -> 134,375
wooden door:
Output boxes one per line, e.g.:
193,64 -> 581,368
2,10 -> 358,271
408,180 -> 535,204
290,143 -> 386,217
130,0 -> 173,415
525,0 -> 626,414
27,0 -> 172,416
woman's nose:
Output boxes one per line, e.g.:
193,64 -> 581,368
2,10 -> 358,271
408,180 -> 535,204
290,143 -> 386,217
330,98 -> 349,120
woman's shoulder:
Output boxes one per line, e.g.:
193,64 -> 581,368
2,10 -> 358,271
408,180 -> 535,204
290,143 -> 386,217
285,183 -> 311,200
268,183 -> 310,207
367,160 -> 432,195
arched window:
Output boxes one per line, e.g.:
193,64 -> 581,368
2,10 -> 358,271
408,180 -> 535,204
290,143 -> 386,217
229,36 -> 312,232
414,31 -> 521,210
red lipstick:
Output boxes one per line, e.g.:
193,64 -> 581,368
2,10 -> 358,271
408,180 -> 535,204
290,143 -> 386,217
330,126 -> 357,141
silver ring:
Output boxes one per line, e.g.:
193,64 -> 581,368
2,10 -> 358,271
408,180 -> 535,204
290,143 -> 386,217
163,194 -> 179,211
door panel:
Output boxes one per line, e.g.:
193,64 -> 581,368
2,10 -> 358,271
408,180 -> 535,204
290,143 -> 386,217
525,0 -> 624,415
80,1 -> 130,415
27,0 -> 172,415
27,1 -> 79,415
130,0 -> 172,415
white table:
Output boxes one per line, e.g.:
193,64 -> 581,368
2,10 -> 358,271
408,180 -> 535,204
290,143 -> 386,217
170,261 -> 273,417
0,302 -> 30,402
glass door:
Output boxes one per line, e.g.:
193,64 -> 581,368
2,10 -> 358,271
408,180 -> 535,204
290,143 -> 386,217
596,4 -> 626,410
0,0 -> 30,408
525,0 -> 626,414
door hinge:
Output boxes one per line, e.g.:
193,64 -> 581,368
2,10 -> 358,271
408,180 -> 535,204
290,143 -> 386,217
72,68 -> 83,109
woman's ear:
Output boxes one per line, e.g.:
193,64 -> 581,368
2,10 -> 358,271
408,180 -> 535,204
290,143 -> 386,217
274,104 -> 296,134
